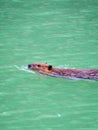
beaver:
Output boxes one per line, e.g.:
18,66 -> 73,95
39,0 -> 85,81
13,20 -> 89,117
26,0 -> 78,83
28,63 -> 98,80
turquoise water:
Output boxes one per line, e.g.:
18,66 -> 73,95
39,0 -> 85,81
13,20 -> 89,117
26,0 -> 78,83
0,0 -> 98,129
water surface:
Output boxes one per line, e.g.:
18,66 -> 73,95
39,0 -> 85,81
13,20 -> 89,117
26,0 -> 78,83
0,0 -> 98,130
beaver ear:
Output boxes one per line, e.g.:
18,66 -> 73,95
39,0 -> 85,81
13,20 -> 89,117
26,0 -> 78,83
48,65 -> 52,70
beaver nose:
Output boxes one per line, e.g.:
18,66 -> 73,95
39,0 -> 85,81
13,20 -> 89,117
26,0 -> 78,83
28,64 -> 31,68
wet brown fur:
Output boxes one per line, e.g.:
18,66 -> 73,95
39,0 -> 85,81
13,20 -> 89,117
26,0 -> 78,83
28,63 -> 98,80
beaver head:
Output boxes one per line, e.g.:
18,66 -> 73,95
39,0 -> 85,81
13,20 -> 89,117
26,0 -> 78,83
28,63 -> 53,73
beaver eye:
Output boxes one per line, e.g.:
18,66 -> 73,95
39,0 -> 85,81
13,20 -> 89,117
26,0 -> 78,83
37,65 -> 41,67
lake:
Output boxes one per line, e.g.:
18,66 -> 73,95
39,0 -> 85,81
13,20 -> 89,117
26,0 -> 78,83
0,0 -> 98,130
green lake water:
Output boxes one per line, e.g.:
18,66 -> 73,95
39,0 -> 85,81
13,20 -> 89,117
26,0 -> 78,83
0,0 -> 98,129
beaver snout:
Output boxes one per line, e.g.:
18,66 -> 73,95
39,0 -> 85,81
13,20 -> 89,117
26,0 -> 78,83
28,64 -> 36,69
28,64 -> 32,68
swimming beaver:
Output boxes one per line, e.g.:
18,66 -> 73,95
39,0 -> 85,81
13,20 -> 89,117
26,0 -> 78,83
28,63 -> 98,80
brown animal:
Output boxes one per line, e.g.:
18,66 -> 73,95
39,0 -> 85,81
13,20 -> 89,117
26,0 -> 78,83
28,63 -> 98,80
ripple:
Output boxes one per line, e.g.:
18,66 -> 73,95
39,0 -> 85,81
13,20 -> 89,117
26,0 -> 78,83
14,65 -> 35,74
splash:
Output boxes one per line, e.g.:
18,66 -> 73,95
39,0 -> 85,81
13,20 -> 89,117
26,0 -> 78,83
14,65 -> 35,73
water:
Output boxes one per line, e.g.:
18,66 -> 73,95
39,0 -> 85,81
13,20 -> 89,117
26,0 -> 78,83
0,0 -> 98,129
